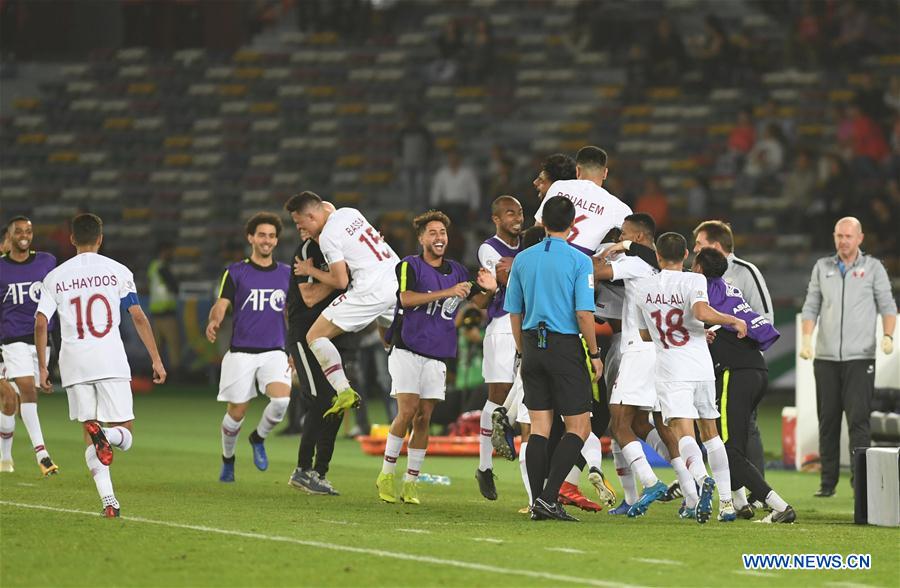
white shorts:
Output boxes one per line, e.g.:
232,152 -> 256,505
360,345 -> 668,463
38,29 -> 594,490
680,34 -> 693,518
322,278 -> 397,333
388,348 -> 447,401
1,342 -> 48,381
67,379 -> 134,423
610,348 -> 657,411
217,350 -> 291,404
656,380 -> 718,425
603,333 -> 623,393
482,332 -> 517,384
0,360 -> 5,380
505,369 -> 530,425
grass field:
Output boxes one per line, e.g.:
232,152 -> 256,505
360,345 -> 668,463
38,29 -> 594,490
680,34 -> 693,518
1,388 -> 897,587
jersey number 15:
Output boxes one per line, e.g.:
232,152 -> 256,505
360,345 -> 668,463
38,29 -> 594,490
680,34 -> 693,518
359,227 -> 393,261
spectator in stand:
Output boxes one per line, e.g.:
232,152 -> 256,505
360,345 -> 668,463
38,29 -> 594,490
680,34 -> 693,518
685,175 -> 709,219
430,147 -> 481,224
646,16 -> 687,83
864,197 -> 898,261
466,17 -> 494,84
815,154 -> 853,245
487,158 -> 515,203
634,177 -> 670,230
884,76 -> 900,117
848,102 -> 890,167
831,2 -> 874,64
793,0 -> 822,66
782,149 -> 818,213
831,105 -> 855,161
755,99 -> 795,144
855,73 -> 888,123
396,111 -> 434,209
698,15 -> 734,85
729,108 -> 756,155
743,123 -> 786,192
430,19 -> 464,82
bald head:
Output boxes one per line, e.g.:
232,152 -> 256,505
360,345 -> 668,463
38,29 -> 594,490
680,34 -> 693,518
833,216 -> 864,262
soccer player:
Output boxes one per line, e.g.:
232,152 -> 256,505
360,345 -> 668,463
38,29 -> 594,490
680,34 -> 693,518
284,198 -> 356,495
34,213 -> 166,517
0,216 -> 59,475
532,153 -> 576,202
290,192 -> 398,417
377,211 -> 496,504
207,212 -> 293,482
473,195 -> 523,500
632,232 -> 747,523
0,225 -> 17,472
692,247 -> 796,523
534,146 -> 632,256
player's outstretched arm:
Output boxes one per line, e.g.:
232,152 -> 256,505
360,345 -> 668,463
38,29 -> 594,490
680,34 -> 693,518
34,313 -> 52,392
295,257 -> 350,290
129,305 -> 167,384
693,301 -> 748,338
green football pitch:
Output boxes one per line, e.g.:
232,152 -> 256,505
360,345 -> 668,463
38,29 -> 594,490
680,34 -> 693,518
1,388 -> 897,587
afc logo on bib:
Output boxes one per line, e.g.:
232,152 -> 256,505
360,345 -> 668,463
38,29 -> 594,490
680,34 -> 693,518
3,281 -> 42,305
241,288 -> 286,312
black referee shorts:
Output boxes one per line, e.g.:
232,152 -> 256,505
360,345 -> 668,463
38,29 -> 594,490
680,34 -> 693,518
521,330 -> 593,416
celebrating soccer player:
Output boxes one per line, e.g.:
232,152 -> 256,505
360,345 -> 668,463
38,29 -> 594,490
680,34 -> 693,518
35,213 -> 166,516
289,192 -> 399,419
0,216 -> 59,475
377,210 -> 496,504
207,213 -> 293,482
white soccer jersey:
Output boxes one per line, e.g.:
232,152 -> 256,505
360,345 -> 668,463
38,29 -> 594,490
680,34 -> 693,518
36,252 -> 136,387
318,208 -> 398,292
477,240 -> 518,334
633,269 -> 713,382
535,179 -> 632,255
610,254 -> 658,353
594,243 -> 624,320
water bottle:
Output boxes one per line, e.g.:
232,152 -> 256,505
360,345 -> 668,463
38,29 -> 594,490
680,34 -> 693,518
443,296 -> 463,315
418,473 -> 451,485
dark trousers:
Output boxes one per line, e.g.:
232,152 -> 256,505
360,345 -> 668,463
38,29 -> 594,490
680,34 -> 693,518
715,369 -> 771,502
288,340 -> 342,476
746,409 -> 765,475
813,359 -> 874,489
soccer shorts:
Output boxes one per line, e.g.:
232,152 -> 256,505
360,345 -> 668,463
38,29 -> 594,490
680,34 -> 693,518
66,378 -> 134,423
1,342 -> 48,381
482,331 -> 517,384
656,380 -> 718,425
609,347 -> 657,411
322,278 -> 397,333
217,350 -> 291,404
388,348 -> 447,401
602,333 -> 622,394
521,331 -> 592,417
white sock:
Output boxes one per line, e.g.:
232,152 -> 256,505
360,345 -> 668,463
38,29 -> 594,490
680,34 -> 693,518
405,447 -> 426,482
103,426 -> 133,451
612,440 -> 639,505
733,487 -> 748,509
765,490 -> 789,513
645,428 -> 671,461
703,436 -> 732,503
672,456 -> 699,508
221,414 -> 243,459
309,337 -> 351,392
622,440 -> 659,489
20,403 -> 49,461
678,436 -> 709,485
256,397 -> 290,439
519,441 -> 532,504
85,445 -> 118,509
581,432 -> 603,471
478,401 -> 500,471
382,433 -> 403,475
0,413 -> 14,461
564,465 -> 580,485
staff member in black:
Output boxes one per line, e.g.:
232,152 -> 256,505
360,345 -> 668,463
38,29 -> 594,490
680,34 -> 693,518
504,196 -> 602,522
285,196 -> 361,496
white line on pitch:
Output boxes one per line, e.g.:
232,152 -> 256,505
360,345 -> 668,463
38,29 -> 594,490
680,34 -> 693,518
734,570 -> 777,578
0,501 -> 646,588
632,558 -> 683,566
545,547 -> 586,554
472,538 -> 503,544
396,528 -> 431,534
320,519 -> 356,526
826,582 -> 873,588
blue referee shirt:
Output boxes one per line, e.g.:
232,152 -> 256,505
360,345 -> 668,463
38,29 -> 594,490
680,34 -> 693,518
503,236 -> 595,334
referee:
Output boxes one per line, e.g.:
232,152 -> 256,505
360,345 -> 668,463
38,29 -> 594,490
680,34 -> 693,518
504,196 -> 602,522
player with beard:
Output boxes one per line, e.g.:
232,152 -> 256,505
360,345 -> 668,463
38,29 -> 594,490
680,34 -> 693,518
377,211 -> 496,504
0,216 -> 58,475
472,196 -> 523,500
532,153 -> 577,203
207,213 -> 293,482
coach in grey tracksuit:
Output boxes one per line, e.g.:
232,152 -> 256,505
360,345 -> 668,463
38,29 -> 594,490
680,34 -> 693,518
800,217 -> 896,497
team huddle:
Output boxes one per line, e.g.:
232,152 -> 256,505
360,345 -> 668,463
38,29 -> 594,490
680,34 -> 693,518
0,145 -> 794,524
